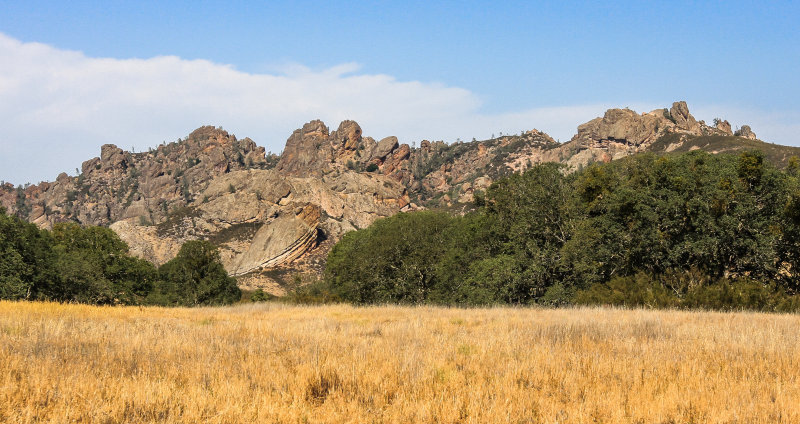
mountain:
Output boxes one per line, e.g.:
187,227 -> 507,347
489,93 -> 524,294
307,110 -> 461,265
2,101 -> 797,292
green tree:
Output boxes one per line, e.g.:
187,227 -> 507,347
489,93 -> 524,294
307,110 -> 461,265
51,223 -> 158,304
156,240 -> 240,306
479,162 -> 576,302
564,151 -> 785,285
0,208 -> 56,300
326,211 -> 456,304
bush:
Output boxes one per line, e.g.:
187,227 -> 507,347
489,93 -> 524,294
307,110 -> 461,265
50,223 -> 158,305
574,273 -> 678,309
325,211 -> 457,304
0,208 -> 56,301
288,280 -> 340,305
155,240 -> 241,306
682,278 -> 795,312
250,288 -> 274,302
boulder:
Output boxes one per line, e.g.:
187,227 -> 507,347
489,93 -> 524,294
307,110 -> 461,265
670,101 -> 701,133
373,136 -> 399,160
716,119 -> 733,135
735,125 -> 757,140
276,120 -> 331,176
331,120 -> 362,151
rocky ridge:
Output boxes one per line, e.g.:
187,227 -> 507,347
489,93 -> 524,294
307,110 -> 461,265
3,101 -> 788,292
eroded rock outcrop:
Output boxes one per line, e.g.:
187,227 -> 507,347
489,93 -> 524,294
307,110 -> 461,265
715,119 -> 733,135
735,125 -> 758,140
1,126 -> 268,229
1,101 -> 774,293
111,168 -> 410,288
556,101 -> 750,169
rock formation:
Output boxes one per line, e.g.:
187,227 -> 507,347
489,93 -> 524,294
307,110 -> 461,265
1,101 -> 779,293
735,125 -> 758,140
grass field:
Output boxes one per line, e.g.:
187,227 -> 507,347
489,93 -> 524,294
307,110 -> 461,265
1,301 -> 799,423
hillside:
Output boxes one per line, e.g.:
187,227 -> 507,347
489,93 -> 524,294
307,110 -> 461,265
2,101 -> 797,292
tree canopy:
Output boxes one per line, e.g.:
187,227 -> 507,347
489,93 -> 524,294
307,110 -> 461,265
0,208 -> 240,306
324,151 -> 800,311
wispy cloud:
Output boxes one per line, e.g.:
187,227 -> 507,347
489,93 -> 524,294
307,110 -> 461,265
1,33 -> 797,184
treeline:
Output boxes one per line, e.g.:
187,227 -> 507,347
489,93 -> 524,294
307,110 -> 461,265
323,150 -> 800,311
0,209 -> 240,306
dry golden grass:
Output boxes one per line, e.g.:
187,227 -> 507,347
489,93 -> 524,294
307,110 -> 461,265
1,301 -> 799,423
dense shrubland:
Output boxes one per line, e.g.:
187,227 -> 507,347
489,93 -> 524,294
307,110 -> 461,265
324,150 -> 800,311
0,210 -> 239,306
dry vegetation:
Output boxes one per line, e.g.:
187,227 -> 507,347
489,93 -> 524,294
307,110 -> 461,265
1,301 -> 799,423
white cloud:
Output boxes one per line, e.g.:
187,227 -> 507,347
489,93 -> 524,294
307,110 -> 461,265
1,32 -> 798,185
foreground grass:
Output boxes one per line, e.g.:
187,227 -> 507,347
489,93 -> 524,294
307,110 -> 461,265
1,302 -> 798,423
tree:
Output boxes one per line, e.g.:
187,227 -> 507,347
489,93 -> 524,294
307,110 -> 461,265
51,223 -> 158,304
0,208 -> 56,300
479,162 -> 576,302
156,240 -> 240,306
326,211 -> 456,304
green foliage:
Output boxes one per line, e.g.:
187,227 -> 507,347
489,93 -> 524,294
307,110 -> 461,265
326,211 -> 457,304
14,186 -> 31,218
50,223 -> 158,304
0,208 -> 56,300
324,151 -> 800,311
250,288 -> 275,302
575,272 -> 800,312
154,240 -> 241,306
0,209 -> 239,307
574,273 -> 677,309
563,151 -> 784,286
287,280 -> 340,304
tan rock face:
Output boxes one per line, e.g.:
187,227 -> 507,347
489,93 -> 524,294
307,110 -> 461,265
110,220 -> 183,265
574,108 -> 665,147
276,120 -> 332,176
110,168 -> 409,280
373,136 -> 399,161
231,204 -> 320,275
735,125 -> 758,140
670,101 -> 701,133
332,120 -> 362,151
2,125 -> 268,229
716,120 -> 733,135
554,101 -> 735,170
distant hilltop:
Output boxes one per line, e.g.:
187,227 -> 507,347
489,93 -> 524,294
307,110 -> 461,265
2,101 -> 796,291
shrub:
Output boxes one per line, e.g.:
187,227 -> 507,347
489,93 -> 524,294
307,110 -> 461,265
250,288 -> 274,302
574,273 -> 678,309
156,240 -> 241,306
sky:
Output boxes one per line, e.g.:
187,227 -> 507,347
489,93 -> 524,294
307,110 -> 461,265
1,0 -> 799,184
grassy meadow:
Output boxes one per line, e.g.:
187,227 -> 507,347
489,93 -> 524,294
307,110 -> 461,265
1,301 -> 799,423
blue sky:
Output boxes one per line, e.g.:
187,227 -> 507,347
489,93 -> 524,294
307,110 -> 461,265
1,0 -> 799,184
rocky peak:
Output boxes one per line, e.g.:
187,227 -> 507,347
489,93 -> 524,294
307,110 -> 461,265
3,125 -> 269,228
373,136 -> 400,161
573,107 -> 665,148
735,125 -> 758,140
100,144 -> 126,163
277,119 -> 406,177
331,120 -> 362,151
715,119 -> 733,135
669,101 -> 701,133
276,120 -> 333,176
